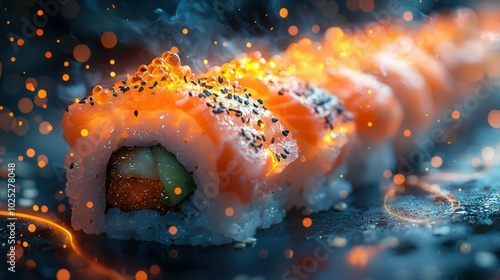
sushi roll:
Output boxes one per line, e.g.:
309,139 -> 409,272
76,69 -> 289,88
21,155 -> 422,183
207,52 -> 355,212
62,52 -> 300,245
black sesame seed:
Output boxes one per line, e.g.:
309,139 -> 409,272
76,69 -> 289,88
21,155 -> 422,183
134,110 -> 138,117
134,85 -> 139,89
262,135 -> 266,142
244,100 -> 250,105
257,99 -> 263,104
253,103 -> 259,108
188,91 -> 193,97
122,80 -> 127,85
141,81 -> 147,86
227,93 -> 233,99
218,76 -> 224,84
257,120 -> 264,127
276,153 -> 281,162
184,76 -> 188,83
90,101 -> 94,106
282,130 -> 289,137
205,84 -> 213,89
278,90 -> 284,95
112,92 -> 118,97
140,67 -> 147,72
241,117 -> 245,123
69,163 -> 74,169
191,81 -> 197,86
139,86 -> 144,92
252,109 -> 259,115
203,89 -> 212,96
284,148 -> 290,154
161,76 -> 167,81
212,108 -> 224,114
271,118 -> 278,123
271,137 -> 275,144
281,153 -> 287,159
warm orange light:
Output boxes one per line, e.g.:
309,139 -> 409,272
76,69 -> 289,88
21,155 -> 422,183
279,8 -> 288,18
403,11 -> 414,22
302,217 -> 312,228
80,128 -> 89,137
347,245 -> 379,267
45,51 -> 52,59
36,29 -> 44,36
225,207 -> 234,217
284,248 -> 294,259
149,265 -> 161,276
62,74 -> 70,81
0,211 -> 125,279
403,129 -> 411,137
488,110 -> 500,128
26,148 -> 36,158
168,226 -> 178,235
174,187 -> 182,195
28,224 -> 36,232
431,156 -> 443,168
288,25 -> 298,36
73,44 -> 91,63
393,174 -> 405,185
56,269 -> 70,280
135,270 -> 148,280
451,110 -> 460,120
101,31 -> 118,49
182,28 -> 189,35
41,205 -> 48,213
86,201 -> 94,208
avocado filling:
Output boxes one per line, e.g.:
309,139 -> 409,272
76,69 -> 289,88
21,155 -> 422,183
106,145 -> 195,214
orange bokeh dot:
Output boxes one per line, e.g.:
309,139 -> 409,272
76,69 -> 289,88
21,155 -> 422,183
37,10 -> 43,16
41,205 -> 48,213
149,265 -> 160,275
403,129 -> 412,137
168,226 -> 178,235
86,201 -> 93,208
26,148 -> 36,158
284,248 -> 294,259
32,205 -> 39,211
17,39 -> 24,46
56,269 -> 70,280
359,0 -> 375,12
73,44 -> 91,62
36,29 -> 44,36
288,25 -> 298,36
18,98 -> 34,113
279,8 -> 288,18
302,217 -> 312,228
28,224 -> 36,232
182,28 -> 188,35
451,110 -> 460,120
25,259 -> 37,270
62,74 -> 70,81
431,156 -> 443,168
403,11 -> 413,22
39,121 -> 53,135
170,46 -> 179,53
38,89 -> 47,98
174,187 -> 182,195
45,52 -> 52,59
488,110 -> 500,128
135,270 -> 148,280
393,174 -> 405,185
225,207 -> 234,217
312,24 -> 320,33
58,204 -> 66,212
37,155 -> 48,168
101,31 -> 118,49
18,156 -> 24,161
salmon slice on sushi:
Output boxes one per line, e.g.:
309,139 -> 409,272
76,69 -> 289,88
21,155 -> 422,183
207,52 -> 355,212
62,52 -> 299,245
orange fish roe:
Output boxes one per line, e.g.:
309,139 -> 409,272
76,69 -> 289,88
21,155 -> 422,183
107,177 -> 169,214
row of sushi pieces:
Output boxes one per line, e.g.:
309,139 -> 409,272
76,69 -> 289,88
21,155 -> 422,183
62,8 -> 499,245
